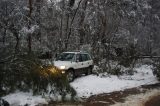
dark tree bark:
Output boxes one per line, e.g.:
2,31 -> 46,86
69,0 -> 75,7
27,0 -> 33,53
15,33 -> 19,53
3,28 -> 7,44
65,0 -> 83,50
35,0 -> 42,42
2,2 -> 8,45
79,0 -> 89,45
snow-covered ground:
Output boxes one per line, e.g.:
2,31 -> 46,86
2,92 -> 47,106
70,65 -> 159,98
2,65 -> 159,106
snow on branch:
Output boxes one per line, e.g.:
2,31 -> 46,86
21,25 -> 39,34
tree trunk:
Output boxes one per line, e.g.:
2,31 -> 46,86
35,0 -> 41,43
59,13 -> 63,52
65,0 -> 83,50
65,14 -> 70,50
3,28 -> 7,44
15,33 -> 19,53
28,0 -> 32,53
79,0 -> 88,45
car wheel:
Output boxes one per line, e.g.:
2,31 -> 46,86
67,70 -> 75,82
87,67 -> 92,75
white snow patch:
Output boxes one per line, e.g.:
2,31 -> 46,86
2,92 -> 47,106
70,65 -> 159,98
47,0 -> 62,3
21,25 -> 39,34
143,3 -> 152,9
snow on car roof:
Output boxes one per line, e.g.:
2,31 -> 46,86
63,51 -> 88,54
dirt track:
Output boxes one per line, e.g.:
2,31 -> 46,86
84,84 -> 160,106
144,95 -> 160,106
43,83 -> 160,106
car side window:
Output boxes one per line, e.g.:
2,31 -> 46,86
87,54 -> 91,60
76,54 -> 83,62
81,54 -> 88,61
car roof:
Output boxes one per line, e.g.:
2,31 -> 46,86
63,51 -> 88,54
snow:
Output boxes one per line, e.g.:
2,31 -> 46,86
70,65 -> 159,98
47,0 -> 62,3
2,92 -> 47,106
2,65 -> 159,105
143,3 -> 152,9
21,25 -> 39,34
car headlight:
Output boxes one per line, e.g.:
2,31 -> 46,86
61,70 -> 65,74
60,66 -> 66,70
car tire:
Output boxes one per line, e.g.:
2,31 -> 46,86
67,69 -> 75,82
86,67 -> 92,75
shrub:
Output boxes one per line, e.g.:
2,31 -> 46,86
152,60 -> 160,81
119,44 -> 138,68
0,50 -> 76,101
108,67 -> 122,76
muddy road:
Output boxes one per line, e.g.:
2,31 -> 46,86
145,95 -> 160,106
43,83 -> 160,106
85,83 -> 160,106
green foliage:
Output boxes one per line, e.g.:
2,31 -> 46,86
0,45 -> 15,95
0,48 -> 76,100
50,76 -> 77,101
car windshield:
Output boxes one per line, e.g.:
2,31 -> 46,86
56,53 -> 75,61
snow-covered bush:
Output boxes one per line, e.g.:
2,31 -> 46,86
152,60 -> 160,81
119,44 -> 138,68
108,67 -> 123,76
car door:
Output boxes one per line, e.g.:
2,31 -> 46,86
86,54 -> 93,67
75,54 -> 84,71
81,54 -> 88,69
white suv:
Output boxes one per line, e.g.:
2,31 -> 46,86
54,51 -> 94,81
